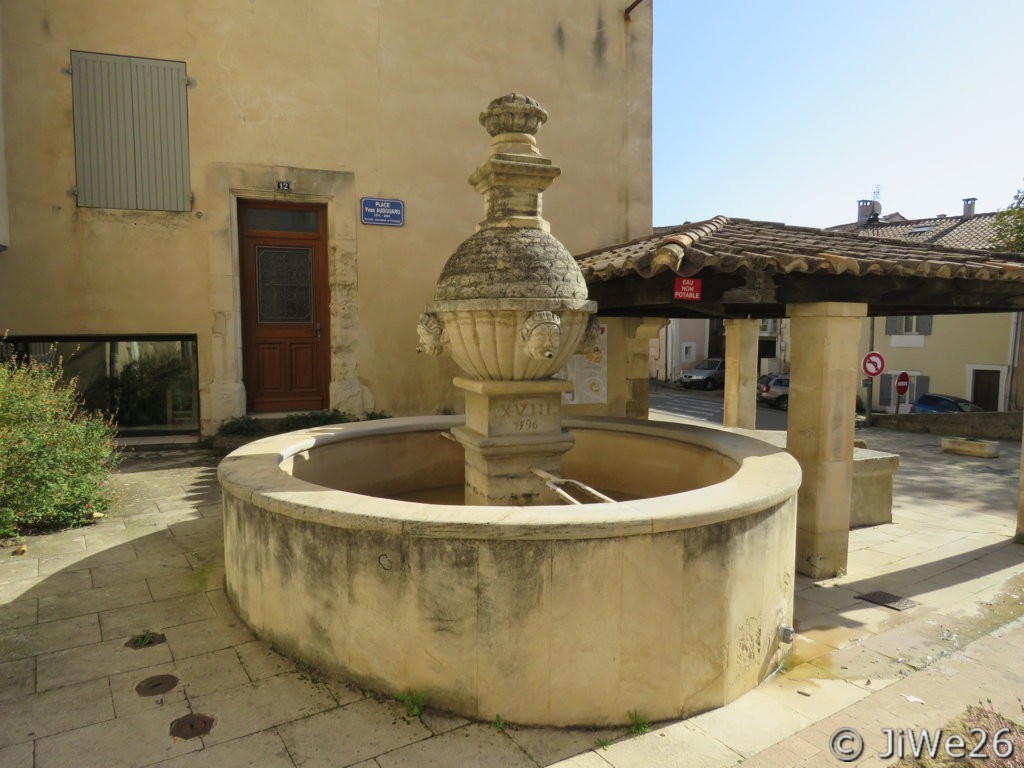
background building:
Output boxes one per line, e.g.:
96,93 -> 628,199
830,198 -> 1021,412
0,1 -> 652,434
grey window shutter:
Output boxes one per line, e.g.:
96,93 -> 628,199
884,317 -> 898,335
71,51 -> 189,211
915,375 -> 929,397
132,57 -> 190,211
917,315 -> 933,335
72,51 -> 137,209
879,374 -> 893,406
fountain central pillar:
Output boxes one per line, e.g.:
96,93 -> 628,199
451,377 -> 573,505
417,93 -> 596,506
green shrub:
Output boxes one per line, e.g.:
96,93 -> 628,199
217,409 -> 387,440
275,410 -> 354,432
217,415 -> 265,436
0,351 -> 119,537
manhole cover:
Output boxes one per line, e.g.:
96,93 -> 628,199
169,713 -> 215,739
125,630 -> 167,650
135,674 -> 179,697
856,590 -> 919,611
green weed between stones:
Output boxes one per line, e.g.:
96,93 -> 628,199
397,690 -> 428,717
190,566 -> 210,592
126,630 -> 162,649
627,709 -> 651,736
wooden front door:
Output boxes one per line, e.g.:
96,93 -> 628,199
239,200 -> 329,412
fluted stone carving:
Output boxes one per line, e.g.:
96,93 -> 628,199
419,93 -> 595,380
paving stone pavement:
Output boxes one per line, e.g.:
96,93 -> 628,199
1,427 -> 1023,768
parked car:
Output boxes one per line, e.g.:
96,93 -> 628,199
756,373 -> 790,410
910,393 -> 986,414
678,358 -> 726,390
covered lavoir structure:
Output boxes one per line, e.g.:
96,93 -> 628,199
576,216 -> 1024,578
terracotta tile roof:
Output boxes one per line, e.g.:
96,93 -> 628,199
828,212 -> 1000,251
577,216 -> 1024,283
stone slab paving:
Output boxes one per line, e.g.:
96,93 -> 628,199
0,432 -> 1023,767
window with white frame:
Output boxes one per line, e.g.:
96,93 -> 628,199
897,316 -> 918,334
681,342 -> 696,362
885,315 -> 933,336
71,51 -> 191,211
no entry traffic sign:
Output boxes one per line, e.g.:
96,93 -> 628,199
862,351 -> 885,378
895,371 -> 911,396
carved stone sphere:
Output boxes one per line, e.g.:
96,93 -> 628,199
434,228 -> 588,302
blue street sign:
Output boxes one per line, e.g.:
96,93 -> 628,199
360,197 -> 405,227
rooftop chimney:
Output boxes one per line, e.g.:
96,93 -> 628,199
962,197 -> 977,218
857,199 -> 882,225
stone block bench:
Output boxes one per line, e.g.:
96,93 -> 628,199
726,428 -> 899,528
940,436 -> 1000,458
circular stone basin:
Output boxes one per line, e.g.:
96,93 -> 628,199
218,415 -> 801,727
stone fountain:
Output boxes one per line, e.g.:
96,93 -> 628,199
219,94 -> 802,727
416,93 -> 597,506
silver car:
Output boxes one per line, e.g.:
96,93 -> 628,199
678,358 -> 726,390
756,373 -> 790,410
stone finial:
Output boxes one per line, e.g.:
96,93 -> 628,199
418,94 -> 595,380
479,93 -> 548,137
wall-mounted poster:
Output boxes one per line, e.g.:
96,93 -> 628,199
558,323 -> 607,404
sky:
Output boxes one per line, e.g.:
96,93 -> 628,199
652,1 -> 1024,229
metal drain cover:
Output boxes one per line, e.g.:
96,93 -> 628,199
170,713 -> 215,739
135,674 -> 179,697
856,590 -> 919,611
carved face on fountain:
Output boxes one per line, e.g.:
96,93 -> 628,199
522,311 -> 561,360
417,93 -> 596,381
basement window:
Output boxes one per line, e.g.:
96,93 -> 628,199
1,336 -> 199,434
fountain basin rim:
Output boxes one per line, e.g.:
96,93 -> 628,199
217,415 -> 801,541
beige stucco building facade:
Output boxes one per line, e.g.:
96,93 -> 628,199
0,1 -> 652,434
856,313 -> 1019,413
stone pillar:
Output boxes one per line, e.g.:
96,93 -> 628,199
723,318 -> 759,429
786,302 -> 867,578
1017,409 -> 1024,543
451,377 -> 574,506
625,318 -> 667,419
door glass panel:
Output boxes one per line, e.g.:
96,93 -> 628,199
244,207 -> 319,233
256,246 -> 313,322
